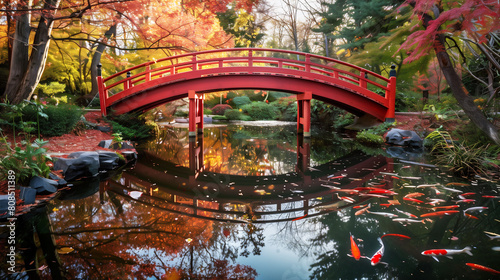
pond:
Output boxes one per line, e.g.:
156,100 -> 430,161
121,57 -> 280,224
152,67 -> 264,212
2,122 -> 500,279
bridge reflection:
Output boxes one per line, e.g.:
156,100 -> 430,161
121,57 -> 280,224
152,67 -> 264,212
100,134 -> 393,223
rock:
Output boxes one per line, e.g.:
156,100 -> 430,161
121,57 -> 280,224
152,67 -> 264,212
29,176 -> 58,194
0,195 -> 10,215
97,151 -> 121,170
20,186 -> 37,204
48,172 -> 68,186
54,152 -> 100,181
110,141 -> 135,150
385,128 -> 423,147
96,125 -> 111,132
98,139 -> 113,149
121,151 -> 138,162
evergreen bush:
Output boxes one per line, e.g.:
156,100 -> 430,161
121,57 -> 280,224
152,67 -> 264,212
241,102 -> 279,120
22,104 -> 83,137
231,96 -> 252,108
224,109 -> 245,120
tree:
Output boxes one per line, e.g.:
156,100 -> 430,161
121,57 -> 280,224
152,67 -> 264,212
397,0 -> 500,144
1,0 -> 258,104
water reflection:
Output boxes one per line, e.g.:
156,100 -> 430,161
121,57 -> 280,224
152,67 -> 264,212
3,124 -> 500,279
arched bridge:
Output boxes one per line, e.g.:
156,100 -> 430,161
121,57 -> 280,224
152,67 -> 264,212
97,48 -> 396,136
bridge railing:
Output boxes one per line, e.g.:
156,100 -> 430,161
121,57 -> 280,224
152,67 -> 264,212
98,48 -> 395,116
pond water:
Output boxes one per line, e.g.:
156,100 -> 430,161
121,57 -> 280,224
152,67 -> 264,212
2,123 -> 500,279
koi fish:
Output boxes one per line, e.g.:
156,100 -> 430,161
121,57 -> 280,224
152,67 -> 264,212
464,213 -> 479,220
355,204 -> 371,216
392,218 -> 427,224
421,247 -> 473,259
461,192 -> 476,197
367,211 -> 398,218
466,263 -> 500,275
404,192 -> 425,198
395,208 -> 418,218
370,238 -> 385,266
359,193 -> 389,198
381,233 -> 411,239
368,189 -> 398,196
403,197 -> 424,203
464,206 -> 488,213
349,233 -> 361,260
420,210 -> 460,218
442,187 -> 463,193
455,199 -> 476,204
292,214 -> 308,221
432,205 -> 460,210
427,198 -> 446,206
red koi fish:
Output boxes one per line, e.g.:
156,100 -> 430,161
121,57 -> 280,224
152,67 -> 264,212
420,210 -> 460,218
432,205 -> 460,210
466,263 -> 500,275
368,189 -> 398,196
403,197 -> 424,203
349,233 -> 361,260
370,238 -> 385,266
422,247 -> 473,259
381,233 -> 411,239
404,192 -> 425,198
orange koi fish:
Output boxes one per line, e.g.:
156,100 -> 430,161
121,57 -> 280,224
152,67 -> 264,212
355,204 -> 371,216
403,197 -> 424,203
381,233 -> 411,239
420,210 -> 460,218
432,205 -> 460,210
466,263 -> 500,275
404,192 -> 425,198
349,233 -> 361,260
464,213 -> 479,220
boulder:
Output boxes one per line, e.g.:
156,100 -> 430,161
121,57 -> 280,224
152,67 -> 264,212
20,186 -> 37,204
29,176 -> 58,194
385,128 -> 423,147
121,151 -> 138,162
97,151 -> 121,170
98,139 -> 113,149
54,152 -> 100,181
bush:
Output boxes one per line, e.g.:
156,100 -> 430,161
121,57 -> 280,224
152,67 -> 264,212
107,112 -> 157,141
241,102 -> 280,120
204,108 -> 212,115
270,97 -> 297,121
231,96 -> 252,108
22,104 -> 83,137
355,130 -> 385,146
224,109 -> 245,120
212,104 -> 233,115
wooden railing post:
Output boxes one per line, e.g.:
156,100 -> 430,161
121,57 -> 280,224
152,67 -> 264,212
305,54 -> 311,73
97,64 -> 108,116
192,54 -> 197,71
145,64 -> 151,82
385,76 -> 397,122
248,50 -> 253,74
359,71 -> 367,88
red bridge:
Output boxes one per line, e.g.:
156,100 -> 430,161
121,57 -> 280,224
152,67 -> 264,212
97,48 -> 396,136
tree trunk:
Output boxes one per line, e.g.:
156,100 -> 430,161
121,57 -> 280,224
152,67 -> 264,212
4,0 -> 61,104
90,24 -> 117,96
2,0 -> 32,102
433,35 -> 500,145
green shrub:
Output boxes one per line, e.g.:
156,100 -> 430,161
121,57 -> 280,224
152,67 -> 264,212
270,97 -> 297,121
174,110 -> 188,117
224,109 -> 245,120
212,104 -> 233,115
204,108 -> 213,115
22,104 -> 83,137
107,112 -> 157,141
241,102 -> 279,120
231,96 -> 252,108
356,130 -> 385,146
212,115 -> 228,120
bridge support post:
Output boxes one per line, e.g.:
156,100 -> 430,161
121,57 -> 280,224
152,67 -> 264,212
189,135 -> 204,176
188,90 -> 204,137
297,91 -> 312,137
385,76 -> 397,122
